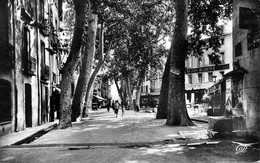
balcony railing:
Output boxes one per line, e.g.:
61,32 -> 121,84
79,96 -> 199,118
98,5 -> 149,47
24,56 -> 36,76
0,41 -> 14,69
49,31 -> 59,52
41,64 -> 50,81
150,88 -> 160,93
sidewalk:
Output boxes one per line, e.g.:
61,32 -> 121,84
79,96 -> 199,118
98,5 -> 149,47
0,110 -> 210,148
0,109 -> 210,149
19,109 -> 210,147
0,120 -> 58,148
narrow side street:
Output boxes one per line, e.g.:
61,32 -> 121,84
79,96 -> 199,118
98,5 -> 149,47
0,109 -> 258,163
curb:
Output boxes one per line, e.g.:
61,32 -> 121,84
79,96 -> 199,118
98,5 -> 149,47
11,123 -> 58,146
191,118 -> 208,123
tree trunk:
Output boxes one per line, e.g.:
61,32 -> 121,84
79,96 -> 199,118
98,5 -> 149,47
166,0 -> 193,126
71,4 -> 97,122
84,23 -> 113,113
58,0 -> 87,129
121,75 -> 128,104
135,70 -> 145,109
125,74 -> 134,110
156,55 -> 170,119
114,77 -> 124,101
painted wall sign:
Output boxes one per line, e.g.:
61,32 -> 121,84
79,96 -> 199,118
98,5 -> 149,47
170,68 -> 180,75
186,64 -> 229,74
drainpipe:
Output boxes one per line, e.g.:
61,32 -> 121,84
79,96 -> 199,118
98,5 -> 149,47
35,0 -> 41,125
12,0 -> 18,132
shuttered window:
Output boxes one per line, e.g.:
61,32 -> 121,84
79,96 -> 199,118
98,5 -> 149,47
0,0 -> 8,58
22,26 -> 30,69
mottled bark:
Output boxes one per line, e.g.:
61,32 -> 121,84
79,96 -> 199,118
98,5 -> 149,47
156,55 -> 170,119
121,75 -> 128,103
135,70 -> 145,109
166,0 -> 193,126
84,23 -> 113,110
58,0 -> 87,129
71,4 -> 97,122
125,74 -> 134,110
114,78 -> 123,101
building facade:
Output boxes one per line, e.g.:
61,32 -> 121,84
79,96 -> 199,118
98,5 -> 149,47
185,23 -> 233,106
139,25 -> 233,109
140,71 -> 163,107
232,0 -> 260,140
0,0 -> 62,136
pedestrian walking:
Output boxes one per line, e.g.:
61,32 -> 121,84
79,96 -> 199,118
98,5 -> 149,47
114,100 -> 120,117
121,101 -> 125,117
112,100 -> 115,110
107,99 -> 111,112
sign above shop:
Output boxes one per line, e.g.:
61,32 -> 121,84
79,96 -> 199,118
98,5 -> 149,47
186,64 -> 229,74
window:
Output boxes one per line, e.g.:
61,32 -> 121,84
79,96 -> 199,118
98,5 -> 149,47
53,73 -> 56,83
220,52 -> 224,64
22,27 -> 31,68
188,75 -> 192,84
158,79 -> 162,89
40,0 -> 44,21
221,38 -> 224,45
208,72 -> 213,82
198,58 -> 202,67
208,55 -> 213,65
0,0 -> 8,58
235,42 -> 242,57
41,41 -> 45,65
198,74 -> 202,83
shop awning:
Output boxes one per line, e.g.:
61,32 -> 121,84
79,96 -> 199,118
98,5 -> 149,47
185,82 -> 214,91
224,68 -> 247,78
93,95 -> 107,101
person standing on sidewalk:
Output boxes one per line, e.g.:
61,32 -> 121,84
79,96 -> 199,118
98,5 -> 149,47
121,101 -> 125,117
107,99 -> 111,112
114,100 -> 120,117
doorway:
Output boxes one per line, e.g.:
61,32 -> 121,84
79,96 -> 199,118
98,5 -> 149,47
25,83 -> 32,127
41,85 -> 49,123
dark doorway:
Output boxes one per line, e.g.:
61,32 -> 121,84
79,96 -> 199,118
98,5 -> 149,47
0,79 -> 12,123
25,84 -> 32,127
41,85 -> 49,123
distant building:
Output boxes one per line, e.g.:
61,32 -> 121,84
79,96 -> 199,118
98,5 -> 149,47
185,23 -> 233,105
140,71 -> 163,107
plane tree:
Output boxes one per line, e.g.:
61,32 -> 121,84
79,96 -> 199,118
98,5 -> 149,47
104,0 -> 172,109
157,0 -> 232,125
58,0 -> 88,129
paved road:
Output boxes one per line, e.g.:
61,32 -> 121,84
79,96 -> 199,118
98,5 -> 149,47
0,109 -> 258,163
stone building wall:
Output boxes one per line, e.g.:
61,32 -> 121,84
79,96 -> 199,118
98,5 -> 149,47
233,0 -> 260,140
